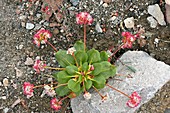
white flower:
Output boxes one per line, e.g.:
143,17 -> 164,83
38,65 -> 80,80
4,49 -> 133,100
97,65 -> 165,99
44,85 -> 56,97
83,92 -> 91,100
66,47 -> 76,55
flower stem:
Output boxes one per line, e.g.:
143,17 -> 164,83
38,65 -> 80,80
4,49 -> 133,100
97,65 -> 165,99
33,82 -> 58,89
46,41 -> 58,52
106,84 -> 131,98
72,53 -> 79,67
92,86 -> 105,99
84,24 -> 86,51
59,95 -> 69,102
110,43 -> 124,58
53,83 -> 68,89
45,66 -> 65,70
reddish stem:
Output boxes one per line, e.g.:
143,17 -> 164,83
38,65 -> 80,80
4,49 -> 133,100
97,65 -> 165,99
106,84 -> 131,98
46,41 -> 58,52
84,24 -> 86,51
92,86 -> 105,98
110,43 -> 124,58
33,82 -> 58,89
59,95 -> 69,102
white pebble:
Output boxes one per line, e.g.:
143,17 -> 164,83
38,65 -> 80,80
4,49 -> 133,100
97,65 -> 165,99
124,17 -> 135,29
3,78 -> 9,87
26,23 -> 35,30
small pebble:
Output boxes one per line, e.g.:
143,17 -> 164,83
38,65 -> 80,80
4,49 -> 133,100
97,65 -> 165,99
124,17 -> 135,29
165,0 -> 170,5
15,67 -> 23,77
147,16 -> 157,28
148,4 -> 166,26
95,22 -> 103,33
3,107 -> 9,113
25,57 -> 34,66
103,3 -> 108,7
26,22 -> 35,30
53,28 -> 59,35
36,13 -> 41,18
3,78 -> 9,87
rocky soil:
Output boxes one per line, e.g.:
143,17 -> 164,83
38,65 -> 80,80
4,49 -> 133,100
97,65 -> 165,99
0,0 -> 170,113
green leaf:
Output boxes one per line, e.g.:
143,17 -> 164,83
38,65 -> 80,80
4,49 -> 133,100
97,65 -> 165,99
77,74 -> 83,82
55,85 -> 71,96
84,79 -> 92,90
74,88 -> 83,97
91,63 -> 102,75
55,50 -> 75,67
100,51 -> 109,61
68,79 -> 81,92
74,41 -> 84,51
126,65 -> 136,73
98,65 -> 117,79
57,71 -> 71,84
92,75 -> 106,89
66,65 -> 78,75
82,62 -> 89,72
91,61 -> 111,76
75,51 -> 88,65
87,49 -> 101,64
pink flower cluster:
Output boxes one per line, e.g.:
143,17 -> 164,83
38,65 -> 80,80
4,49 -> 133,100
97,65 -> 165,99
126,92 -> 141,108
121,32 -> 140,49
76,12 -> 93,25
50,98 -> 62,111
23,82 -> 34,98
33,28 -> 52,47
33,59 -> 46,73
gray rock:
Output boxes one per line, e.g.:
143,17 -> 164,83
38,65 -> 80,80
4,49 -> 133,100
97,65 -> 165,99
71,51 -> 170,113
148,4 -> 166,26
26,22 -> 35,30
147,16 -> 157,28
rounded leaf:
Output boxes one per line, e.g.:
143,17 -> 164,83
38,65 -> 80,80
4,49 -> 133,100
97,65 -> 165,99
92,75 -> 106,89
87,49 -> 101,64
66,65 -> 78,75
75,51 -> 88,65
57,71 -> 71,84
68,79 -> 81,92
85,79 -> 92,90
55,50 -> 75,67
74,41 -> 84,51
55,85 -> 71,96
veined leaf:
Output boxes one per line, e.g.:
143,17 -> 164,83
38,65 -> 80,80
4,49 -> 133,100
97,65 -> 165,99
55,50 -> 75,67
87,49 -> 101,64
55,85 -> 71,96
68,79 -> 81,92
74,41 -> 84,51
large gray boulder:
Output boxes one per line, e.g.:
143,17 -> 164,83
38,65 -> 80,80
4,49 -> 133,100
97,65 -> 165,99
71,51 -> 170,113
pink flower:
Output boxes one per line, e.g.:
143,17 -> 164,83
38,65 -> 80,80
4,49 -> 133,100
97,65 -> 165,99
76,12 -> 93,25
126,92 -> 141,108
121,32 -> 136,49
33,60 -> 46,73
23,82 -> 34,98
83,92 -> 91,100
33,28 -> 52,47
66,47 -> 76,55
50,98 -> 62,111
